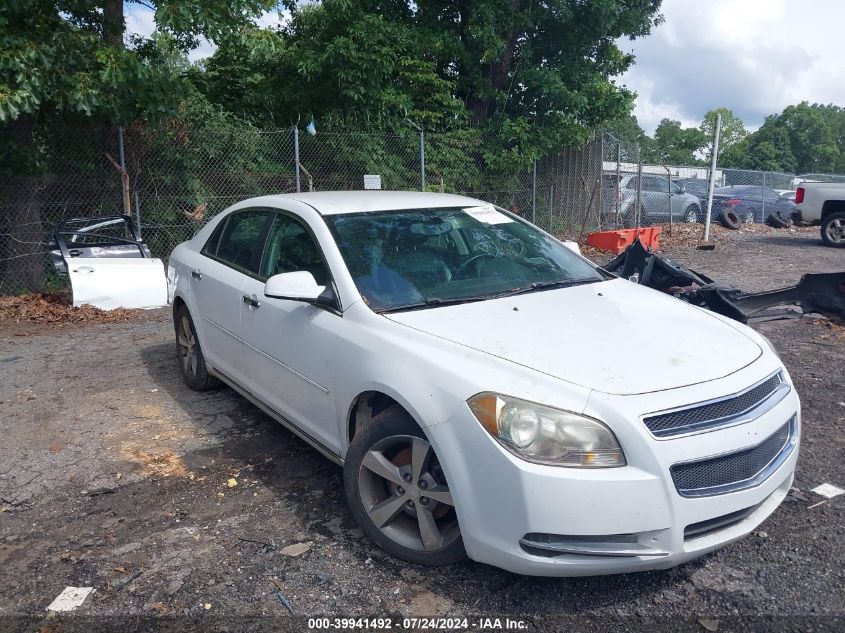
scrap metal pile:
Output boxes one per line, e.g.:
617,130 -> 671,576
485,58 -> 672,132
604,240 -> 845,323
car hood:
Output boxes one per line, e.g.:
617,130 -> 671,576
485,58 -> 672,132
384,279 -> 762,396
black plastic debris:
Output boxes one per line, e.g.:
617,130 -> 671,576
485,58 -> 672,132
604,240 -> 845,323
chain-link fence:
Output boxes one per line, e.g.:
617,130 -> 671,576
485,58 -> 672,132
1,122 -> 842,294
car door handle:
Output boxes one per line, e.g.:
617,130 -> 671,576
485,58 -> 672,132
191,269 -> 202,280
242,294 -> 261,308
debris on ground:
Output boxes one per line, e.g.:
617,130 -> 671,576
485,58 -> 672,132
0,293 -> 140,325
279,542 -> 312,557
698,619 -> 720,632
46,586 -> 95,612
270,578 -> 295,614
275,591 -> 294,614
811,483 -> 844,499
604,239 -> 845,322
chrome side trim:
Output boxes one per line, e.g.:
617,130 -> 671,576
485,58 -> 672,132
519,539 -> 669,558
643,371 -> 789,439
672,415 -> 798,498
207,365 -> 343,466
202,316 -> 329,394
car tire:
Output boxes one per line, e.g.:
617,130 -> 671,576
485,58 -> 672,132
766,213 -> 790,229
820,211 -> 845,247
344,407 -> 466,566
720,208 -> 742,230
683,205 -> 699,223
174,304 -> 221,391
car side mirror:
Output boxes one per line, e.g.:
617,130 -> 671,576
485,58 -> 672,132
264,271 -> 326,302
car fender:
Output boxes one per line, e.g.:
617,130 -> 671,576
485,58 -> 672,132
333,302 -> 593,457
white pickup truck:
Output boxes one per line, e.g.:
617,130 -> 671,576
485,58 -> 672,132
794,182 -> 845,247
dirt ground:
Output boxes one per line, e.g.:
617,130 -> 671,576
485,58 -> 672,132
0,225 -> 843,632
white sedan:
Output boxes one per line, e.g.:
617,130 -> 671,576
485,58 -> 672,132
168,191 -> 800,576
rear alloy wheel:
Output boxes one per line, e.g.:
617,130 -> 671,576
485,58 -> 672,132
683,206 -> 699,223
174,305 -> 220,391
821,211 -> 845,247
344,408 -> 465,565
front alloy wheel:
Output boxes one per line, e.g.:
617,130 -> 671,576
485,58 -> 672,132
344,409 -> 465,565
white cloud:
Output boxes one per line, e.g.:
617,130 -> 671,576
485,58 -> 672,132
257,9 -> 286,30
124,5 -> 155,41
620,0 -> 845,134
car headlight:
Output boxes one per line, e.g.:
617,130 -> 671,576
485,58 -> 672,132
467,393 -> 626,468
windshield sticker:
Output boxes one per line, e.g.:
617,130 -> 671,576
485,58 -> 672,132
462,205 -> 514,225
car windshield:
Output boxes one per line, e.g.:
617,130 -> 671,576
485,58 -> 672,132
324,205 -> 604,312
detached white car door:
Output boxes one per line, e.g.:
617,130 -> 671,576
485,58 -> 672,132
238,211 -> 343,455
191,208 -> 273,386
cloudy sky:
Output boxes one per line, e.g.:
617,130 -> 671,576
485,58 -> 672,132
125,1 -> 845,134
619,0 -> 845,133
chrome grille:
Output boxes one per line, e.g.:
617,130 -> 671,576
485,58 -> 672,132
670,418 -> 796,497
644,373 -> 784,437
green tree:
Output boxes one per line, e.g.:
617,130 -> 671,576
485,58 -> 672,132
197,4 -> 465,129
645,118 -> 706,165
745,123 -> 795,172
601,114 -> 650,162
415,0 -> 662,142
774,102 -> 841,173
0,0 -> 277,290
199,0 -> 663,149
701,107 -> 747,162
739,102 -> 844,174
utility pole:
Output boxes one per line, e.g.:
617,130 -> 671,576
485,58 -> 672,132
703,113 -> 722,243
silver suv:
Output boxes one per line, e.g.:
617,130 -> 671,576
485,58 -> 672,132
602,173 -> 702,224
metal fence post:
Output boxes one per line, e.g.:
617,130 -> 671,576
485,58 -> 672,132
419,129 -> 425,192
404,119 -> 425,191
598,134 -> 604,228
532,159 -> 537,224
134,190 -> 141,239
704,113 -> 722,242
293,126 -> 301,193
615,142 -> 621,219
762,171 -> 767,221
118,126 -> 130,216
636,153 -> 643,226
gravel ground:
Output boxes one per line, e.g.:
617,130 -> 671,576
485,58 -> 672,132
0,227 -> 843,632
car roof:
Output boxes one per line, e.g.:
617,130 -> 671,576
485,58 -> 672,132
247,191 -> 487,216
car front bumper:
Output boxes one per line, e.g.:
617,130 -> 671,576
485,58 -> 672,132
427,369 -> 800,577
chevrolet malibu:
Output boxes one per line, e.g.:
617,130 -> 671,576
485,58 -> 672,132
168,191 -> 800,576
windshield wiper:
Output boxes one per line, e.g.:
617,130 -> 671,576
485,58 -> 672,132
376,296 -> 489,314
491,278 -> 602,299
